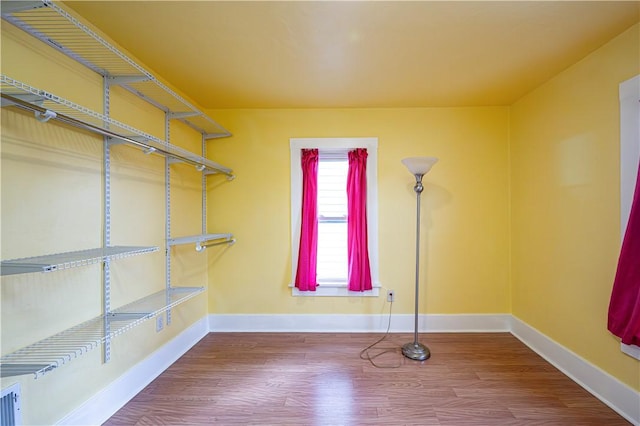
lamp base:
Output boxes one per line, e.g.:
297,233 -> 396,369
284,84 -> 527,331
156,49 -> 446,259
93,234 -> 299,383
402,341 -> 431,361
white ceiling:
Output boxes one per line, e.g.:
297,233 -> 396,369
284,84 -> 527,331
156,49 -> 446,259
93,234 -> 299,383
65,1 -> 640,109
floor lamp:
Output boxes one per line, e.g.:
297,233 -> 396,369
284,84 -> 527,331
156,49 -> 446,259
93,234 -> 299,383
401,157 -> 438,361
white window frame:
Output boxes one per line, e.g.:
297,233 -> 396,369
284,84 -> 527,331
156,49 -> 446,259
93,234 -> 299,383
620,75 -> 639,238
619,75 -> 640,359
289,137 -> 380,297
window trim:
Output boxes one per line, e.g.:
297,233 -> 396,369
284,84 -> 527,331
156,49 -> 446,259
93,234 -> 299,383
619,75 -> 640,359
290,137 -> 380,297
620,74 -> 639,239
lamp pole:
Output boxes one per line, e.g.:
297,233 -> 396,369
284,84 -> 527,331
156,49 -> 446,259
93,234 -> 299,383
401,157 -> 438,361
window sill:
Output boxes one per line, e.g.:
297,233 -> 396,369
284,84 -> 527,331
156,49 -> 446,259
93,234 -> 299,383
289,282 -> 380,297
621,343 -> 640,360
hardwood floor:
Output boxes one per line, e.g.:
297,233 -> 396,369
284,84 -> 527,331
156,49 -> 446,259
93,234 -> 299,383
104,333 -> 629,425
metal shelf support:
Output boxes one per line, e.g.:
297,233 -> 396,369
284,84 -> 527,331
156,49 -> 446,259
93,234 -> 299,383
103,75 -> 112,363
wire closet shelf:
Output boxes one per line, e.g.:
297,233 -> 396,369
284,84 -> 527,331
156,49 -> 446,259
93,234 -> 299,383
1,246 -> 158,276
0,76 -> 233,177
0,287 -> 204,379
1,0 -> 231,140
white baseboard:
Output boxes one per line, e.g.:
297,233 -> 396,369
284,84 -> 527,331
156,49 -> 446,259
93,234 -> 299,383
510,316 -> 640,426
57,317 -> 209,426
208,313 -> 511,333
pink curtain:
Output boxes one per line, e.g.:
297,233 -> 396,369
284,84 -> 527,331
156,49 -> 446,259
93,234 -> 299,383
608,162 -> 640,346
347,148 -> 372,292
295,149 -> 319,291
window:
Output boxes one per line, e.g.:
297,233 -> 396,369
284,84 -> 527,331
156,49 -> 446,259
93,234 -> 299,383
290,138 -> 379,296
317,153 -> 348,283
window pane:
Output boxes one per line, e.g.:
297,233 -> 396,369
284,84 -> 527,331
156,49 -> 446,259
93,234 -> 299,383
317,221 -> 348,281
318,160 -> 348,218
317,158 -> 348,282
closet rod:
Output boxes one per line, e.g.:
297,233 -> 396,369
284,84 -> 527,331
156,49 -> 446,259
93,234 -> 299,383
1,93 -> 234,178
195,238 -> 236,252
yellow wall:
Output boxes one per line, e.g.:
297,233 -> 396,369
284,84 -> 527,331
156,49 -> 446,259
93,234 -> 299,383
2,1 -> 638,423
1,16 -> 208,425
205,107 -> 511,315
510,24 -> 640,391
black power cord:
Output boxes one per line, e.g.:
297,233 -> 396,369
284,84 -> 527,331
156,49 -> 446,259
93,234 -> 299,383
359,298 -> 403,368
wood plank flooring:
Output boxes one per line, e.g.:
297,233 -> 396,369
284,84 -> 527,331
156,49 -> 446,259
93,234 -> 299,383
104,333 -> 629,425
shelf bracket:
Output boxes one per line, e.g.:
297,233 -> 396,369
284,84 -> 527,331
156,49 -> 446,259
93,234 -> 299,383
204,169 -> 236,180
108,312 -> 150,321
168,111 -> 200,120
204,133 -> 231,140
107,135 -> 151,148
106,75 -> 150,86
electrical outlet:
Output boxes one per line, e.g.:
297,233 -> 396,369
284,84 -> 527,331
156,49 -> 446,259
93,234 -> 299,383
156,314 -> 164,332
387,290 -> 395,302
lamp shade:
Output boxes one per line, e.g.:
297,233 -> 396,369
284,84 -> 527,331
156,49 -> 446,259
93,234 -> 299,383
401,157 -> 439,175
